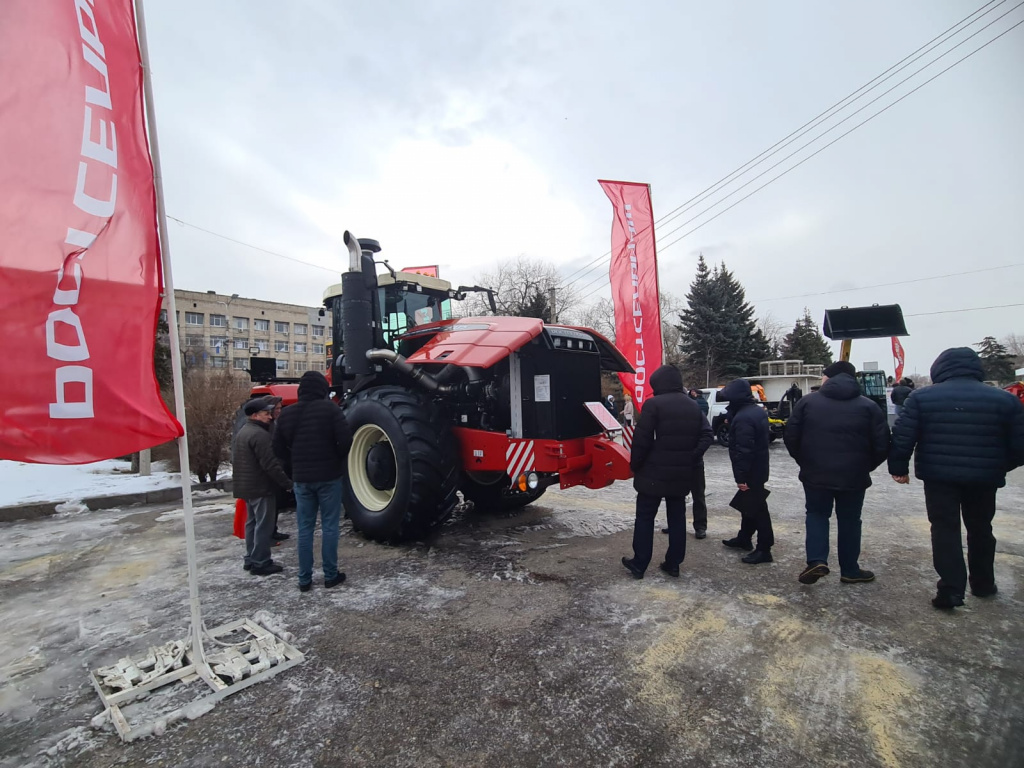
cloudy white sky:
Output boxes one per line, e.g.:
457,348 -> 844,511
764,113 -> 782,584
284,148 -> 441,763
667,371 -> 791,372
145,0 -> 1024,377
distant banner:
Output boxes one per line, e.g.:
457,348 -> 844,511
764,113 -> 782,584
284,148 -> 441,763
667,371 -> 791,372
599,180 -> 662,411
892,337 -> 905,382
0,0 -> 182,463
401,265 -> 439,277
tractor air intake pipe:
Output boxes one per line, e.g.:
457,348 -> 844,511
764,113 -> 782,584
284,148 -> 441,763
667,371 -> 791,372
341,231 -> 379,377
366,349 -> 460,395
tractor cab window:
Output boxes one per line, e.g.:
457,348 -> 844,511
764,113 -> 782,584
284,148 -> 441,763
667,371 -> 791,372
379,286 -> 446,347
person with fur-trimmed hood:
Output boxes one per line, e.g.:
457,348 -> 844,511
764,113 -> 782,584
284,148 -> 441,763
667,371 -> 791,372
719,378 -> 775,564
621,365 -> 713,579
889,347 -> 1024,609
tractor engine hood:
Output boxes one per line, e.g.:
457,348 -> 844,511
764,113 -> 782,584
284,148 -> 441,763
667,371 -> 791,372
396,317 -> 633,373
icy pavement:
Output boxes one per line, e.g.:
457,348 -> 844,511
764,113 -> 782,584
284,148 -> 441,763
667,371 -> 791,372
1,445 -> 1023,767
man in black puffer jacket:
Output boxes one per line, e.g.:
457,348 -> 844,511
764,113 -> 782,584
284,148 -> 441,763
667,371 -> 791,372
889,347 -> 1024,609
719,378 -> 774,564
622,365 -> 713,579
785,360 -> 890,586
273,371 -> 353,593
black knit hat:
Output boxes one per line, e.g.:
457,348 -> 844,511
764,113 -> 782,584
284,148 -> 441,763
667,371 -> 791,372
823,361 -> 856,378
298,370 -> 330,399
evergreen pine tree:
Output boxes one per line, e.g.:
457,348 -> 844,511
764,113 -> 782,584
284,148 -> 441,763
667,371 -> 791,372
780,309 -> 834,366
975,336 -> 1015,382
677,257 -> 766,383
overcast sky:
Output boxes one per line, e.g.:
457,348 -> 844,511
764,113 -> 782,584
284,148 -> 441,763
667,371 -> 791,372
145,0 -> 1024,377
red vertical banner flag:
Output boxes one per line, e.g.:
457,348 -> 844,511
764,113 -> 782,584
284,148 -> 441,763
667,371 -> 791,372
0,0 -> 182,463
892,337 -> 906,382
599,180 -> 662,412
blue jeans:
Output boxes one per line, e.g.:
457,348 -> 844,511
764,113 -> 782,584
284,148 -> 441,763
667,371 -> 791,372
294,479 -> 344,586
804,486 -> 866,577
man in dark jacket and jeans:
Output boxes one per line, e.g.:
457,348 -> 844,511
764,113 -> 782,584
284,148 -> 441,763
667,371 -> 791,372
273,371 -> 353,592
785,360 -> 890,586
623,366 -> 713,579
233,397 -> 293,576
719,379 -> 774,564
889,347 -> 1024,609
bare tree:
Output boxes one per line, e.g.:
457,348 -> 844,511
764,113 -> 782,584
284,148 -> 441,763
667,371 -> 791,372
660,291 -> 686,368
184,369 -> 250,482
757,311 -> 786,359
465,256 -> 582,321
566,298 -> 615,340
1002,332 -> 1024,366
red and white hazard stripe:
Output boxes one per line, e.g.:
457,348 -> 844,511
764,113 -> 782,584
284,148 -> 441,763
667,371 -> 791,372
622,423 -> 634,451
505,440 -> 535,480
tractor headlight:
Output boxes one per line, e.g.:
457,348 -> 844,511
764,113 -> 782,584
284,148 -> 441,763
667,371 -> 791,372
527,472 -> 539,490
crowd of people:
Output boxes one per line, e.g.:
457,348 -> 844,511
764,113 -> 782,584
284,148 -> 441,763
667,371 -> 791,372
231,349 -> 1022,609
624,348 -> 1024,610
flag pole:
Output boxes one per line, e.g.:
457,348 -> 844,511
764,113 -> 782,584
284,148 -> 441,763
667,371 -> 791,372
133,0 -> 209,676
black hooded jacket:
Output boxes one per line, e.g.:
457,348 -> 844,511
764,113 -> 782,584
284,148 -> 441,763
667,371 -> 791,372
784,373 -> 890,489
273,372 -> 354,483
630,366 -> 714,497
720,379 -> 770,486
888,347 -> 1024,486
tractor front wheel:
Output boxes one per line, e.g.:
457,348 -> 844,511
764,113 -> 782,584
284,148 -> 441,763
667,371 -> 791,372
342,386 -> 459,541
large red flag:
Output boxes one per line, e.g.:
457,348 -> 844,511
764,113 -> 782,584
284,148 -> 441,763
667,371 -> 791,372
0,0 -> 182,463
599,180 -> 662,411
892,337 -> 906,382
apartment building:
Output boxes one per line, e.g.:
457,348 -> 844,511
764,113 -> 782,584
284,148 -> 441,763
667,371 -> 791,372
164,290 -> 332,376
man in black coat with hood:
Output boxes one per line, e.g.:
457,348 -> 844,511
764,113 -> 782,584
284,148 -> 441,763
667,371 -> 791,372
719,378 -> 774,564
889,347 -> 1024,609
784,360 -> 890,586
273,371 -> 353,592
622,365 -> 713,579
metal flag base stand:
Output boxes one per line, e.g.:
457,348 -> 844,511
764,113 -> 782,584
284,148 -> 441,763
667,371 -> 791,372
90,619 -> 304,742
84,0 -> 304,742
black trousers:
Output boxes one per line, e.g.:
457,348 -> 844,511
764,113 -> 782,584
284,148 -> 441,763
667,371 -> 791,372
691,463 -> 708,530
633,492 -> 687,572
736,483 -> 774,552
923,481 -> 998,597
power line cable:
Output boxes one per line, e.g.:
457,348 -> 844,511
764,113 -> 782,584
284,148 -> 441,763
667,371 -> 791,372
655,13 -> 1024,255
165,215 -> 341,274
752,263 -> 1024,303
906,302 -> 1024,317
561,2 -> 1022,295
557,0 -> 1005,290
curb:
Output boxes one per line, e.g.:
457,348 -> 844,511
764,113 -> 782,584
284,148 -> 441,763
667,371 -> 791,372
0,479 -> 233,524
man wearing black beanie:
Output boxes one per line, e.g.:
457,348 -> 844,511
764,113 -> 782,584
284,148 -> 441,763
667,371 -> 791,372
785,360 -> 890,587
273,371 -> 353,592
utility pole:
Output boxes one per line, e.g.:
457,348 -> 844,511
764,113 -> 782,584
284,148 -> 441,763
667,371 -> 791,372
548,286 -> 557,324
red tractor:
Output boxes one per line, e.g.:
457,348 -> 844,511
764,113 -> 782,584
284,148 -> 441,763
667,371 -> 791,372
256,232 -> 633,541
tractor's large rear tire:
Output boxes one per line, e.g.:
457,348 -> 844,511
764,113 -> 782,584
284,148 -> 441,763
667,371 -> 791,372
342,386 -> 459,541
460,471 -> 547,512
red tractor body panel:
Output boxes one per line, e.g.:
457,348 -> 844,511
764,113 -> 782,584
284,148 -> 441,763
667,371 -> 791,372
452,427 -> 632,490
250,383 -> 300,406
400,316 -> 545,368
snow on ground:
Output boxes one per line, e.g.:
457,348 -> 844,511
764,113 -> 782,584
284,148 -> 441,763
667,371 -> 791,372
0,460 -> 231,507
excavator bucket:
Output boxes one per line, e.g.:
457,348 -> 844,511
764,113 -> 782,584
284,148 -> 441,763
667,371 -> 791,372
822,305 -> 908,340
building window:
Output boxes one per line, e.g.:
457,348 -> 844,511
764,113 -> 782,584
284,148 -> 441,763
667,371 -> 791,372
185,335 -> 204,347
294,360 -> 308,373
275,341 -> 289,353
312,343 -> 325,355
210,314 -> 226,327
276,359 -> 288,372
254,319 -> 270,332
211,357 -> 227,369
294,342 -> 307,354
312,325 -> 325,338
275,321 -> 289,335
294,324 -> 307,336
159,309 -> 168,323
233,339 -> 249,350
233,358 -> 247,370
314,360 -> 326,371
254,340 -> 268,352
185,312 -> 203,326
233,317 -> 249,331
210,336 -> 228,354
